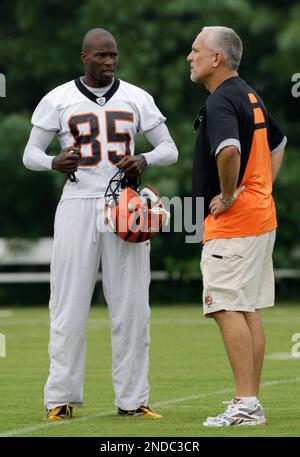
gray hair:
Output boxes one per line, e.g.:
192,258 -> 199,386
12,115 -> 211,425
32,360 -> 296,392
202,26 -> 243,70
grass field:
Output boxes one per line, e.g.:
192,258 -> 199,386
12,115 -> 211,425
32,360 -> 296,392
0,304 -> 300,437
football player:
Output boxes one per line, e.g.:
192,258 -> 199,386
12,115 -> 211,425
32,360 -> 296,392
23,28 -> 178,420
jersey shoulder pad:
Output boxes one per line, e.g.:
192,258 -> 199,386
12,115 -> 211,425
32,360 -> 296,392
43,80 -> 78,108
118,79 -> 154,103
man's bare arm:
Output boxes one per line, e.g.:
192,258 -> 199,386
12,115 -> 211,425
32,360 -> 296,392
209,146 -> 243,218
217,146 -> 241,199
271,148 -> 285,183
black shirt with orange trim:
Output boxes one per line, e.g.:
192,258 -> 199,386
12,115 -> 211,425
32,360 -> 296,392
192,76 -> 286,242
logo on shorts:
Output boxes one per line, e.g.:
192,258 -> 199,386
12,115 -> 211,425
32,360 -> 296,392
204,295 -> 213,306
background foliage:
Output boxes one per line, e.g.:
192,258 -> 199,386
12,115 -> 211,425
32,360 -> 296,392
0,0 -> 299,278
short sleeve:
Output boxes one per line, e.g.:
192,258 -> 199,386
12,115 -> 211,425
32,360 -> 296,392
206,96 -> 240,156
266,112 -> 287,153
137,92 -> 166,134
31,95 -> 60,132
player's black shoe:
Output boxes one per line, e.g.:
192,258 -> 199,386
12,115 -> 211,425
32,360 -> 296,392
118,405 -> 162,419
45,404 -> 73,420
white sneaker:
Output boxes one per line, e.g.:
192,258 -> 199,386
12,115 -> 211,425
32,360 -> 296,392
222,398 -> 263,408
206,398 -> 262,420
203,398 -> 267,427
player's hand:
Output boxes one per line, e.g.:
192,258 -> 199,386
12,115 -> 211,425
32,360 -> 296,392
52,147 -> 81,173
117,155 -> 147,178
209,185 -> 245,219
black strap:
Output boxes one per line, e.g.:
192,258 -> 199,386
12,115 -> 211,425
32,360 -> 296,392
74,77 -> 120,105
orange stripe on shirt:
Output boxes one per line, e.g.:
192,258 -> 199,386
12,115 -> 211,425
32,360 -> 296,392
253,107 -> 265,124
248,93 -> 258,104
204,127 -> 277,241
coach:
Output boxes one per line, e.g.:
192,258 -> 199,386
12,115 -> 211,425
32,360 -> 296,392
187,26 -> 286,427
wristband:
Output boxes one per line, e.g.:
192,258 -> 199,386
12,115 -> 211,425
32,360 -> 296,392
219,193 -> 237,207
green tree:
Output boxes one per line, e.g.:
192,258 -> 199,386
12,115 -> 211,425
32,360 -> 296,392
0,0 -> 299,275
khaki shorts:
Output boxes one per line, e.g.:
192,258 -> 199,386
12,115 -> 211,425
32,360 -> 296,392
201,230 -> 276,316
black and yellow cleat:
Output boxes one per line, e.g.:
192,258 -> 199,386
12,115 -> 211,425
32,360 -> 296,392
45,404 -> 73,420
118,405 -> 162,419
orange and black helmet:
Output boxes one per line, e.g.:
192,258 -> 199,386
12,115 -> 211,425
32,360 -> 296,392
104,170 -> 169,243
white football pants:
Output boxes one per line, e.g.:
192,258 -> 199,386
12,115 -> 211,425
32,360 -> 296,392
44,198 -> 151,411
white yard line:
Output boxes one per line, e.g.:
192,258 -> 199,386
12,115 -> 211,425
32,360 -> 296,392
265,352 -> 300,360
0,409 -> 116,437
1,376 -> 300,437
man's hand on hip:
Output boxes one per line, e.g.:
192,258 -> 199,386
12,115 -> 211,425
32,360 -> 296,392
117,155 -> 147,178
209,185 -> 245,219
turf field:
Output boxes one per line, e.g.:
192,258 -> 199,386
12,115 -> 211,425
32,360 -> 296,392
0,304 -> 300,437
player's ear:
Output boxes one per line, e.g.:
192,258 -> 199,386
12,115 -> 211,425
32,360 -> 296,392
80,51 -> 87,64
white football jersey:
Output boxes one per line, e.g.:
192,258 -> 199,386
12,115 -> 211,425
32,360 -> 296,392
31,78 -> 166,200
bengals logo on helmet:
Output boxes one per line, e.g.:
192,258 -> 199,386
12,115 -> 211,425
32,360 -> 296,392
104,170 -> 170,243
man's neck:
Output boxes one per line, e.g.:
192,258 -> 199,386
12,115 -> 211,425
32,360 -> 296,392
205,70 -> 239,93
82,75 -> 113,88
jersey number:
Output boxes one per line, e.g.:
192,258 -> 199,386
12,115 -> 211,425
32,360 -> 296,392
68,111 -> 134,167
